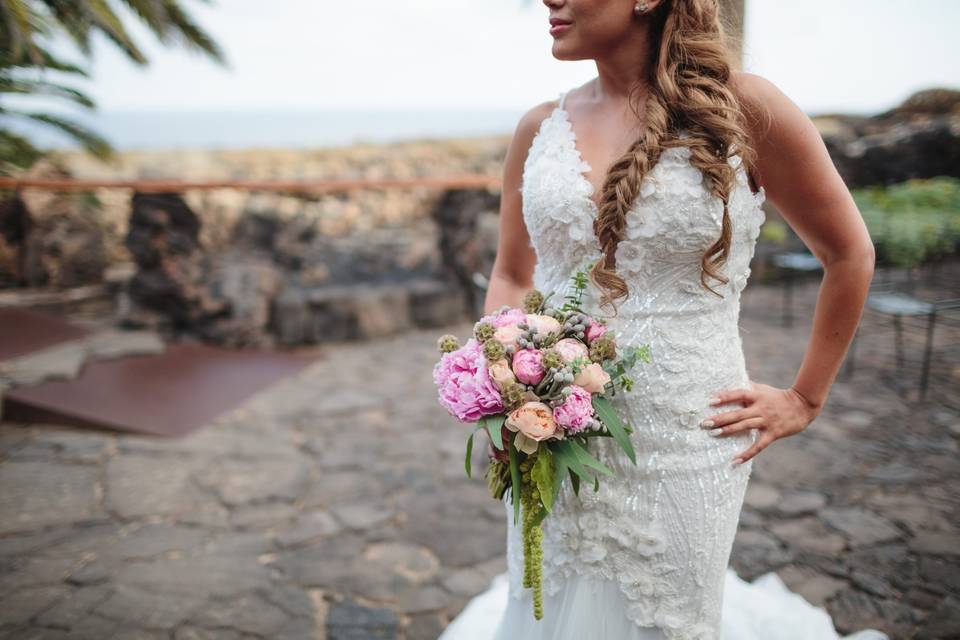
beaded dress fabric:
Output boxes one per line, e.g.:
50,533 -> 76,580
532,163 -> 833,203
502,87 -> 766,640
438,89 -> 889,640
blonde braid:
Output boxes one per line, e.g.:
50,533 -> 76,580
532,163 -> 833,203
588,0 -> 762,316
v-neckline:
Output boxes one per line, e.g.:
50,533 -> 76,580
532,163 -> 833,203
554,105 -> 606,214
552,101 -> 767,213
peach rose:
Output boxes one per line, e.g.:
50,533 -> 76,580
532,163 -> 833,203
487,357 -> 516,389
493,324 -> 524,351
525,314 -> 562,336
573,362 -> 612,394
505,401 -> 557,454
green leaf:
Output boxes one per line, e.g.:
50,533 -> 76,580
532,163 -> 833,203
483,414 -> 505,450
508,432 -> 522,526
568,467 -> 581,496
593,474 -> 600,492
465,431 -> 475,479
550,449 -> 568,507
567,439 -> 614,477
592,396 -> 637,465
552,440 -> 591,482
531,448 -> 554,513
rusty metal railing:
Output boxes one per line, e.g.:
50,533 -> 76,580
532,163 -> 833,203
0,175 -> 502,194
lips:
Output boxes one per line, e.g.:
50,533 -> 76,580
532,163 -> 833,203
549,17 -> 572,26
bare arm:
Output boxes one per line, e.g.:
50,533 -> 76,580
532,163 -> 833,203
483,102 -> 554,315
739,72 -> 876,411
706,72 -> 877,464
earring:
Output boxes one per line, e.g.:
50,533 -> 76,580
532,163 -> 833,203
633,1 -> 650,15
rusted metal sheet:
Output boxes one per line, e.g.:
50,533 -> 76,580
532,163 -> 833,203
3,342 -> 320,437
0,308 -> 93,361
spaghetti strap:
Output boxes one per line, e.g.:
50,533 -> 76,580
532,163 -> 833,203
558,90 -> 568,111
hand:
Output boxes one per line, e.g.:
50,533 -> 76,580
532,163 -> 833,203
700,380 -> 821,465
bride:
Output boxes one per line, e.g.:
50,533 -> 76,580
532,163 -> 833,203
439,0 -> 887,639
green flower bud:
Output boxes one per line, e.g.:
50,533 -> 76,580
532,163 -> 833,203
502,382 -> 525,409
474,321 -> 495,343
541,348 -> 564,371
589,334 -> 616,362
522,289 -> 545,314
437,334 -> 460,353
483,338 -> 505,362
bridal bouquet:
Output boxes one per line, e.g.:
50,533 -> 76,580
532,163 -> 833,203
432,263 -> 650,620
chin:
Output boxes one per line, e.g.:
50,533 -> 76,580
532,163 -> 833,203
551,45 -> 587,61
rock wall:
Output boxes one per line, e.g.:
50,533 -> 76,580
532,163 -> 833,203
3,88 -> 958,345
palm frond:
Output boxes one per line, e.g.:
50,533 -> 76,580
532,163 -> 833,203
0,128 -> 47,173
121,0 -> 169,32
0,0 -> 43,64
0,76 -> 96,108
0,107 -> 114,160
77,0 -> 148,64
42,2 -> 95,57
0,44 -> 89,75
157,0 -> 226,64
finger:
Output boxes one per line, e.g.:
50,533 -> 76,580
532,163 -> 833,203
733,432 -> 774,465
709,388 -> 753,407
701,408 -> 753,428
706,417 -> 765,438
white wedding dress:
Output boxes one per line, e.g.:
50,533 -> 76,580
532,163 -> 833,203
438,88 -> 888,640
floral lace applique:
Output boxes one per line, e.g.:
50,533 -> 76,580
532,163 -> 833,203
512,95 -> 763,640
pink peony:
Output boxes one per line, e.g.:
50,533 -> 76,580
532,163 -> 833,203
481,307 -> 527,329
553,385 -> 595,435
554,337 -> 589,364
585,320 -> 608,344
432,338 -> 504,422
512,348 -> 546,385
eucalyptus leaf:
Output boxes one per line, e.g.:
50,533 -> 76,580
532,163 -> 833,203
593,396 -> 636,465
531,448 -> 554,513
484,414 -> 506,450
567,439 -> 614,477
551,451 -> 568,507
569,467 -> 581,496
465,431 -> 474,479
553,440 -> 591,481
508,432 -> 521,526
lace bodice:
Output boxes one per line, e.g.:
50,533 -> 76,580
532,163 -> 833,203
504,90 -> 767,639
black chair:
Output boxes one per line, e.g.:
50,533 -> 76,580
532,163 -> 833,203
770,250 -> 823,327
844,281 -> 960,401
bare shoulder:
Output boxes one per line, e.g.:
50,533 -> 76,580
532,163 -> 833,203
510,98 -> 560,155
728,70 -> 872,265
729,70 -> 810,145
500,97 -> 561,191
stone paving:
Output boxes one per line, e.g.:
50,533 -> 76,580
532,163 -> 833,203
0,266 -> 958,640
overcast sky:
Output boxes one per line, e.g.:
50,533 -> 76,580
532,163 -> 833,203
18,0 -> 960,116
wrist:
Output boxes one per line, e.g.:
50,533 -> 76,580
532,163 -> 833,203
789,386 -> 823,414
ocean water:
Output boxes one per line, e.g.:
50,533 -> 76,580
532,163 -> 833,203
6,107 -> 525,151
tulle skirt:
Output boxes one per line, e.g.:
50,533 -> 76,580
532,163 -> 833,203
438,568 -> 891,640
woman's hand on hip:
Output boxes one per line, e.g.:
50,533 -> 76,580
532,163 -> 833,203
699,380 -> 821,465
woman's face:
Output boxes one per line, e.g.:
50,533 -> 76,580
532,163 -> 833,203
543,0 -> 659,60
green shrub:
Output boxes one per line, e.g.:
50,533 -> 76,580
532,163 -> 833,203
852,177 -> 960,269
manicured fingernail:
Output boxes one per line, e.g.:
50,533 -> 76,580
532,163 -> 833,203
709,397 -> 721,405
700,419 -> 715,428
709,428 -> 723,437
732,457 -> 743,465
